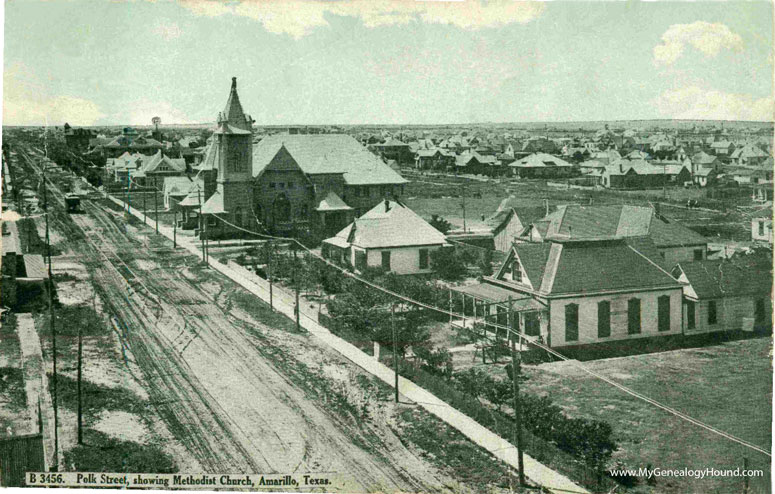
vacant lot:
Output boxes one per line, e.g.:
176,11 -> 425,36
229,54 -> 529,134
522,337 -> 772,494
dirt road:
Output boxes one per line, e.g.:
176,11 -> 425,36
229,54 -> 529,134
19,147 -> 454,493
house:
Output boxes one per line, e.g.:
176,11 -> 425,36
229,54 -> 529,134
99,128 -> 164,158
694,166 -> 717,187
730,143 -> 769,167
322,200 -> 447,275
63,123 -> 96,151
510,153 -> 575,179
601,159 -> 691,189
519,204 -> 708,266
454,236 -> 684,348
251,133 -> 409,237
163,176 -> 203,211
751,209 -> 773,243
133,150 -> 187,185
709,140 -> 734,157
105,152 -> 144,184
370,138 -> 414,165
671,256 -> 772,333
485,205 -> 546,252
691,151 -> 721,171
415,148 -> 456,171
455,151 -> 500,176
521,136 -> 558,154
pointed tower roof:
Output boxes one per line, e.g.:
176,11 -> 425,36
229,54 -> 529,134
220,77 -> 250,131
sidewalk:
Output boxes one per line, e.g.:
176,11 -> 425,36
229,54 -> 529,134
107,193 -> 589,494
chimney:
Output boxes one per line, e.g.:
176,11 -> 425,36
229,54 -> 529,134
384,199 -> 390,212
619,161 -> 623,173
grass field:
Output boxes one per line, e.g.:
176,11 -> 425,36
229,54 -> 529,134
522,337 -> 772,494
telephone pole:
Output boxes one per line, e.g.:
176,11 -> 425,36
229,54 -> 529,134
392,303 -> 399,403
268,242 -> 273,310
510,332 -> 525,486
198,187 -> 205,263
43,167 -> 59,469
294,260 -> 300,332
154,177 -> 159,234
77,325 -> 83,444
173,207 -> 177,248
461,184 -> 467,233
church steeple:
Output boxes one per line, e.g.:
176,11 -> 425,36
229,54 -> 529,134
218,77 -> 251,131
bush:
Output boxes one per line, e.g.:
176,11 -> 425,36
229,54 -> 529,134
430,247 -> 467,281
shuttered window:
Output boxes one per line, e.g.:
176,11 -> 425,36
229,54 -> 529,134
708,300 -> 717,325
628,298 -> 641,334
597,301 -> 611,338
687,300 -> 696,329
419,249 -> 429,269
381,251 -> 391,271
658,295 -> 670,332
565,303 -> 579,342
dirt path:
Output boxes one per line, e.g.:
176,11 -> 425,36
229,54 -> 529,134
20,147 -> 454,493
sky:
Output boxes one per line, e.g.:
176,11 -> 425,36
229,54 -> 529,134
2,0 -> 774,126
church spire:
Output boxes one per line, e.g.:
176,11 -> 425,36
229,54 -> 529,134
221,76 -> 250,130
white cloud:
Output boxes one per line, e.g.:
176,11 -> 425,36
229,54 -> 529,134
152,21 -> 183,40
654,86 -> 774,121
178,0 -> 544,38
3,63 -> 104,126
654,21 -> 743,66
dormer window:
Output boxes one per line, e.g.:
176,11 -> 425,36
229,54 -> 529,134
512,258 -> 522,283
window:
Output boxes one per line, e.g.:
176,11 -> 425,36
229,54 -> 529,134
597,300 -> 611,338
207,215 -> 217,227
419,249 -> 429,269
288,181 -> 294,189
658,295 -> 671,332
512,258 -> 522,282
565,303 -> 579,342
759,221 -> 765,236
707,300 -> 717,325
355,187 -> 362,197
525,313 -> 539,336
687,300 -> 696,329
269,183 -> 276,189
628,298 -> 641,334
755,298 -> 766,323
381,251 -> 391,271
278,182 -> 285,189
693,249 -> 704,261
354,250 -> 367,271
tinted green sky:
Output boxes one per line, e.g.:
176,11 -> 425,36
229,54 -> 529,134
3,0 -> 773,126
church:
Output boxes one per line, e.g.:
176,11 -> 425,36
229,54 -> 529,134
197,78 -> 408,240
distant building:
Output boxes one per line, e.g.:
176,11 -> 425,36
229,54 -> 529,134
752,210 -> 773,243
370,138 -> 414,165
415,149 -> 456,170
322,200 -> 447,275
509,153 -> 575,179
601,159 -> 690,189
730,143 -> 769,167
63,123 -> 96,151
98,128 -> 164,158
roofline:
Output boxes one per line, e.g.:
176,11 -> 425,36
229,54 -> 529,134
484,275 -> 683,298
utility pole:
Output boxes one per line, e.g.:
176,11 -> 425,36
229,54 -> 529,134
198,187 -> 205,263
295,259 -> 300,332
268,242 -> 273,310
126,171 -> 131,214
392,303 -> 399,403
43,167 -> 59,469
154,177 -> 159,234
173,207 -> 177,249
77,325 -> 83,445
461,184 -> 467,233
510,332 -> 525,487
143,183 -> 147,222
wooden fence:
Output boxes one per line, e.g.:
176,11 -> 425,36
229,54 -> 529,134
0,433 -> 45,486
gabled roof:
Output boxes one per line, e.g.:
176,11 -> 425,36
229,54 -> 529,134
529,204 -> 707,247
675,257 -> 772,299
326,201 -> 446,249
506,239 -> 681,296
201,188 -> 227,214
511,153 -> 572,168
731,144 -> 769,159
137,151 -> 186,175
164,176 -> 202,197
316,191 -> 352,212
253,134 -> 408,186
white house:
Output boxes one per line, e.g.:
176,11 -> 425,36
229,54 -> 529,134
322,200 -> 447,275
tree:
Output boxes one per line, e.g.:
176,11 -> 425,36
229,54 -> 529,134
430,247 -> 467,281
429,214 -> 453,234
